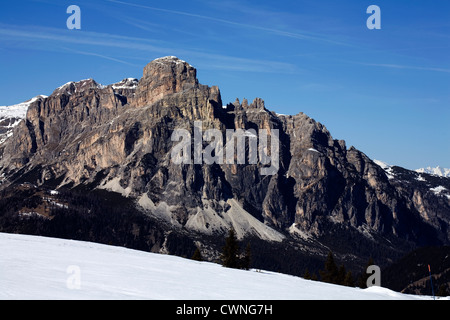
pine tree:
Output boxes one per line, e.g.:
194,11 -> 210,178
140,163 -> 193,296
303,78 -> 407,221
221,229 -> 240,268
437,284 -> 449,297
337,264 -> 347,285
303,268 -> 311,280
344,271 -> 355,287
320,251 -> 339,284
241,242 -> 252,270
191,247 -> 203,261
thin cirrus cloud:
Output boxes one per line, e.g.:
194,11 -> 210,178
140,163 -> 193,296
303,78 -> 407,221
0,23 -> 171,52
359,62 -> 450,74
60,47 -> 140,66
0,23 -> 296,74
105,0 -> 350,46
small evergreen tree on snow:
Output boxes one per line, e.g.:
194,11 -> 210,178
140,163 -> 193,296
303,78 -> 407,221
191,247 -> 203,261
221,229 -> 240,268
303,268 -> 311,280
337,264 -> 347,285
344,270 -> 355,287
241,242 -> 252,270
320,251 -> 339,284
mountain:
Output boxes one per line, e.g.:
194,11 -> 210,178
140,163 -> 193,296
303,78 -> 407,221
376,161 -> 450,179
0,95 -> 47,144
416,166 -> 450,178
0,56 -> 449,279
374,159 -> 450,216
0,232 -> 435,300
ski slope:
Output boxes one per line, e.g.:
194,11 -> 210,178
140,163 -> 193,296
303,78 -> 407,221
0,233 -> 436,300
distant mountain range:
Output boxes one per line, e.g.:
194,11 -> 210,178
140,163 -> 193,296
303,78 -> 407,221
374,160 -> 450,179
0,56 -> 449,293
416,166 -> 450,178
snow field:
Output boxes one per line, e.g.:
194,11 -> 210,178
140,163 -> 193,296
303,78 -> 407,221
0,233 -> 438,300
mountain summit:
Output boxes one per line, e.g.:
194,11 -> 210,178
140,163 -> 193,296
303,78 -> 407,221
134,56 -> 198,107
0,57 -> 449,275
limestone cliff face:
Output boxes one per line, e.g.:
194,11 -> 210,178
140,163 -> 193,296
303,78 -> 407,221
133,56 -> 198,107
0,56 -> 449,252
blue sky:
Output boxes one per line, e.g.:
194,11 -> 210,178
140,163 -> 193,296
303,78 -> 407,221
0,0 -> 449,169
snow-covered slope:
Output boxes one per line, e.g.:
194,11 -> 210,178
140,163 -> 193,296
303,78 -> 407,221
0,233 -> 436,300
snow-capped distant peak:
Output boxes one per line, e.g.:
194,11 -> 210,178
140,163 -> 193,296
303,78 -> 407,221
415,166 -> 450,178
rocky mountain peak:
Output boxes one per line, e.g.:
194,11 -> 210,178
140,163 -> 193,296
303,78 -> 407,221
52,79 -> 105,96
134,56 -> 198,107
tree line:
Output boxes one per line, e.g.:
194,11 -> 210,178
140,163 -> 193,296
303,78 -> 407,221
197,229 -> 382,290
192,229 -> 251,270
307,251 -> 377,288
